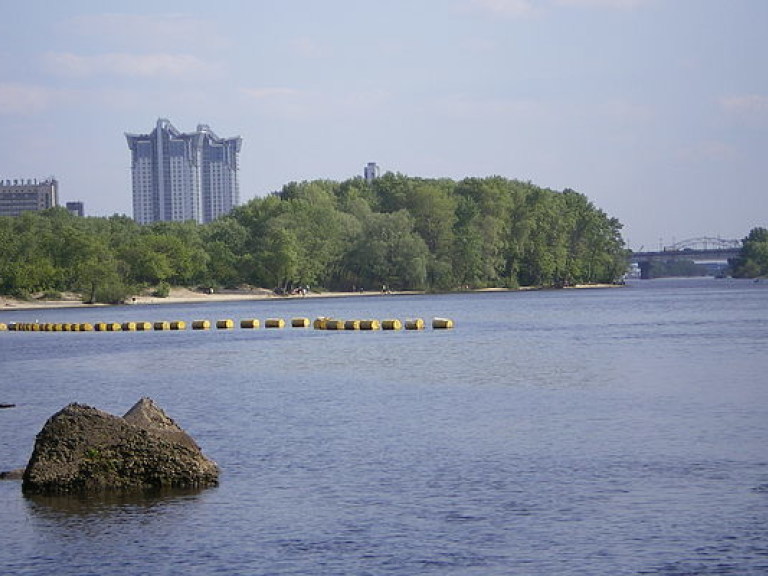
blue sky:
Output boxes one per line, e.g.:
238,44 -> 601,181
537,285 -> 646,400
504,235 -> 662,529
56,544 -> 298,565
1,0 -> 766,250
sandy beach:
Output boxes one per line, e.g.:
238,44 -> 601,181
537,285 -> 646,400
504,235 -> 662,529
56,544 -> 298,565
0,283 -> 623,312
0,287 -> 418,311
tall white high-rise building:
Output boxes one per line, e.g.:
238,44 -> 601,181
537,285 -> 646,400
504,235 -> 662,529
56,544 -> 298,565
126,119 -> 242,224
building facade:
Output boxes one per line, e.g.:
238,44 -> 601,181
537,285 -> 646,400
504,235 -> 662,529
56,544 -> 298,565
126,119 -> 242,224
364,162 -> 380,183
0,178 -> 58,217
65,201 -> 84,217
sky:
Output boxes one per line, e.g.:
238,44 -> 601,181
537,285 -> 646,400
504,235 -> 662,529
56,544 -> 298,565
1,0 -> 766,251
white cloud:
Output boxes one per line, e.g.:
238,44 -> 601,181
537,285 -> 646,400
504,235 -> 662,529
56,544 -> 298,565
62,13 -> 227,51
42,52 -> 211,79
462,0 -> 536,18
241,87 -> 300,100
720,94 -> 768,117
555,0 -> 651,8
0,83 -> 52,115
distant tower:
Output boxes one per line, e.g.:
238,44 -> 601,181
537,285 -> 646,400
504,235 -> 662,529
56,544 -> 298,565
364,162 -> 380,184
125,119 -> 242,224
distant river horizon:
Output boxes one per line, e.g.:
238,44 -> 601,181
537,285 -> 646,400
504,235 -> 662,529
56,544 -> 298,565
1,277 -> 767,575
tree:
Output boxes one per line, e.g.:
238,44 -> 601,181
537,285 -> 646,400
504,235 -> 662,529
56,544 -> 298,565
731,227 -> 768,278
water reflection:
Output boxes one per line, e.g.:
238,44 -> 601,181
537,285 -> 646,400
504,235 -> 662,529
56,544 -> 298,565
25,486 -> 209,519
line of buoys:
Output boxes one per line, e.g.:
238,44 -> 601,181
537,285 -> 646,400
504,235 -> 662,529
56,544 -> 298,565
3,317 -> 454,333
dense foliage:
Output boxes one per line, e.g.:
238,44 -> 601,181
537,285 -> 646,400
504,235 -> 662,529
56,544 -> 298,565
0,175 -> 629,302
730,227 -> 768,278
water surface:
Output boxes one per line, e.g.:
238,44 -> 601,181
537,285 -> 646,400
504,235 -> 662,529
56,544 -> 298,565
1,279 -> 767,575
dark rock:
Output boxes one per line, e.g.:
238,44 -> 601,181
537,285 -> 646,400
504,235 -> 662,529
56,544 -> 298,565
22,399 -> 219,495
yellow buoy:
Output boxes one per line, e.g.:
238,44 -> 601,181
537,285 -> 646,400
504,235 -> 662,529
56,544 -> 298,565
432,317 -> 454,329
265,318 -> 285,329
382,319 -> 402,331
106,322 -> 121,332
313,317 -> 328,330
216,319 -> 234,329
405,318 -> 425,330
170,320 -> 186,330
135,321 -> 152,331
192,320 -> 211,330
344,319 -> 360,330
359,319 -> 381,331
291,317 -> 310,328
122,321 -> 137,331
240,319 -> 260,329
0,323 -> 7,331
80,323 -> 95,332
154,321 -> 170,331
324,319 -> 344,330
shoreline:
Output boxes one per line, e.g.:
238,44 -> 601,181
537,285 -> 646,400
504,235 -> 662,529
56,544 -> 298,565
0,284 -> 623,312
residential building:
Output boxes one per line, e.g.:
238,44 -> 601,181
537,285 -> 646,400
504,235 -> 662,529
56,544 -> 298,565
125,119 -> 242,224
0,178 -> 58,217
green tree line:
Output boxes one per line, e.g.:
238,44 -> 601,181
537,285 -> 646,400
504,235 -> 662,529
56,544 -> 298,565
0,175 -> 630,303
730,227 -> 768,278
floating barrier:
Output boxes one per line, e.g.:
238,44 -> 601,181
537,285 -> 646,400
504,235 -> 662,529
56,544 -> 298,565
3,315 -> 454,334
405,318 -> 425,330
382,319 -> 402,331
323,319 -> 344,330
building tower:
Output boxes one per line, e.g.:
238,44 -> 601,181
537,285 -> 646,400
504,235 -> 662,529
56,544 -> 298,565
126,119 -> 242,224
364,162 -> 380,184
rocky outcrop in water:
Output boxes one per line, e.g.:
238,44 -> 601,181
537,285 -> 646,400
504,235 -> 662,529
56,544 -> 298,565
22,398 -> 219,495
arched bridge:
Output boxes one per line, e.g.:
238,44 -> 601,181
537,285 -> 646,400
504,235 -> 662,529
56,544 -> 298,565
630,237 -> 742,279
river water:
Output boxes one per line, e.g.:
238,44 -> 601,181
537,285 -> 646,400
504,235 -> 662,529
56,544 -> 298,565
1,278 -> 766,575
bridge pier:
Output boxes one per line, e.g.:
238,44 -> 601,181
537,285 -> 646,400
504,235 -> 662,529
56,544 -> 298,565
638,261 -> 653,280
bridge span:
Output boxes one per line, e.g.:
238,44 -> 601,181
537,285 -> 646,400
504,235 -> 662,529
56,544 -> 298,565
629,237 -> 741,279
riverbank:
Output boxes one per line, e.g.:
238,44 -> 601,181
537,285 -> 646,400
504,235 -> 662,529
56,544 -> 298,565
0,287 -> 418,311
0,283 -> 622,312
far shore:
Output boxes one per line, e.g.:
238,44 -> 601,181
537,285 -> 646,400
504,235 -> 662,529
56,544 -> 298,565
0,283 -> 623,312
